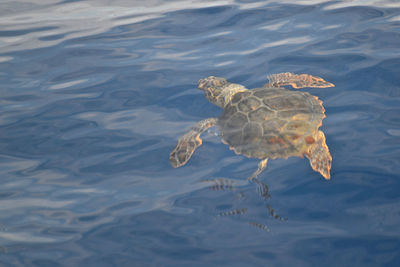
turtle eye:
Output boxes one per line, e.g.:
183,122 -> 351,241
213,80 -> 221,87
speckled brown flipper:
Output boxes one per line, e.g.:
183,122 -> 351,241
305,131 -> 332,179
265,72 -> 335,89
170,118 -> 217,168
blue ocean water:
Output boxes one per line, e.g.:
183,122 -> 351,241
0,0 -> 399,266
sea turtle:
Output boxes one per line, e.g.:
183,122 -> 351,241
170,72 -> 333,180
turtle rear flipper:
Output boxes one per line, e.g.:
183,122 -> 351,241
265,72 -> 334,89
248,158 -> 268,181
305,131 -> 332,179
170,118 -> 217,168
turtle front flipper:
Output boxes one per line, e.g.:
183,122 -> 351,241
305,131 -> 332,179
170,118 -> 218,168
264,72 -> 334,89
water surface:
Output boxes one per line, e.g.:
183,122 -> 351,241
0,0 -> 399,266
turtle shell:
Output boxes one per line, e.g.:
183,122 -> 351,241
218,87 -> 325,159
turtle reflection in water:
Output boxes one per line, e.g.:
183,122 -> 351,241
170,72 -> 333,180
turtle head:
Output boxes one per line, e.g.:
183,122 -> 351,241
198,76 -> 230,108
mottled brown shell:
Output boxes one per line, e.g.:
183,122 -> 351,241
218,87 -> 325,159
